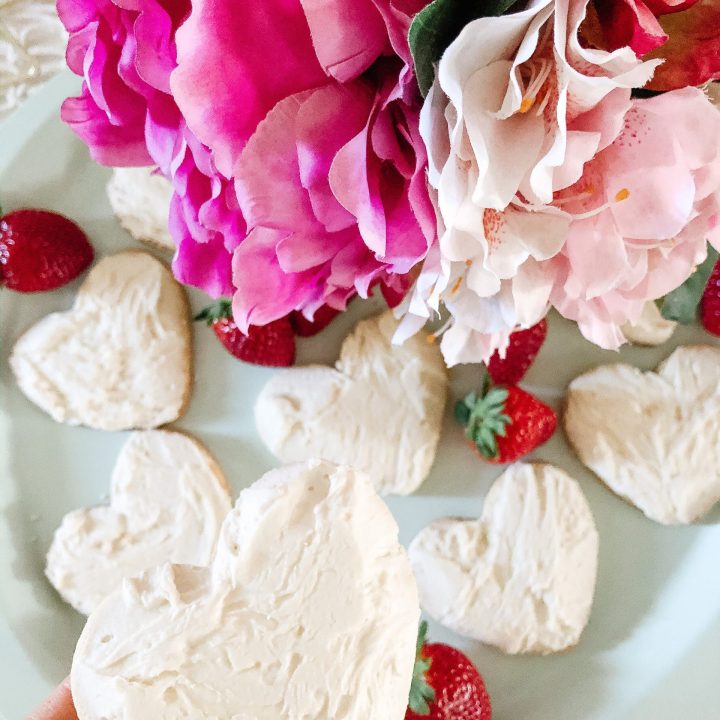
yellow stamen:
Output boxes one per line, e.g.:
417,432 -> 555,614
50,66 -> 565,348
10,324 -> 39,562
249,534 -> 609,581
520,96 -> 535,114
615,188 -> 630,202
465,259 -> 473,267
450,276 -> 463,296
426,334 -> 437,344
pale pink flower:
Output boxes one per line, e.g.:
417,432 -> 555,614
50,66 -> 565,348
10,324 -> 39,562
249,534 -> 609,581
399,0 -> 668,364
549,88 -> 720,347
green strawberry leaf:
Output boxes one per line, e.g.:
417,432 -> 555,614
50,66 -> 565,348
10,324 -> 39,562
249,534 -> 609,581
456,381 -> 511,459
454,399 -> 472,425
408,621 -> 436,715
409,0 -> 524,96
194,298 -> 233,325
660,245 -> 719,323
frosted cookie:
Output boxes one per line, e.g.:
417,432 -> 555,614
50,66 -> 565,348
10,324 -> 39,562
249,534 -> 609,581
621,301 -> 676,346
409,463 -> 599,655
10,251 -> 192,430
71,460 -> 419,720
564,345 -> 720,524
255,311 -> 447,495
107,167 -> 174,250
46,430 -> 231,615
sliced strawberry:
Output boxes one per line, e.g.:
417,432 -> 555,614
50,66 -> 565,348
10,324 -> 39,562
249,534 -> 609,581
195,300 -> 295,367
0,209 -> 93,292
700,258 -> 720,337
486,319 -> 547,385
455,378 -> 557,464
406,622 -> 492,720
289,304 -> 342,337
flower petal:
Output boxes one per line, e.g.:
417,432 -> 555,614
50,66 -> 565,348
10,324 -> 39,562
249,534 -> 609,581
645,0 -> 720,90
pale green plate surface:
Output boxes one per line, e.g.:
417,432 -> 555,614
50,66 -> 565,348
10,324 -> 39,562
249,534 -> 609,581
1,73 -> 719,720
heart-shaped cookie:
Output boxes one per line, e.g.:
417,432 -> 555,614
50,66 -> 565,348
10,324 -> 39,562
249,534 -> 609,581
10,251 -> 192,430
46,430 -> 232,615
255,311 -> 448,495
564,345 -> 720,524
107,168 -> 174,250
71,460 -> 419,719
409,463 -> 598,655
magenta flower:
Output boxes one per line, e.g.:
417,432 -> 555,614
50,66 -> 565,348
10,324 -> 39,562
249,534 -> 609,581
170,0 -> 434,324
230,65 -> 435,328
57,0 -> 245,296
59,0 -> 434,313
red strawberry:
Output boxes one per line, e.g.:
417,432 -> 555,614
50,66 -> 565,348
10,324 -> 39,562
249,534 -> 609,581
195,300 -> 295,367
455,378 -> 557,464
700,258 -> 720,336
289,304 -> 342,337
486,319 -> 547,385
406,622 -> 491,720
0,209 -> 93,292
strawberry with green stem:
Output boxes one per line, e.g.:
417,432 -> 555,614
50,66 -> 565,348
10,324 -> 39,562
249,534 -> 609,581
455,376 -> 557,464
195,299 -> 295,367
406,621 -> 491,719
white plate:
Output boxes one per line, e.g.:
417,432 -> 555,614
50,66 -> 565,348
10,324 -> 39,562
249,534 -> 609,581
1,73 -> 719,720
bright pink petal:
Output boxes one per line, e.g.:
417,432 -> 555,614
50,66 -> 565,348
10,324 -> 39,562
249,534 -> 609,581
299,0 -> 388,81
643,0 -> 699,15
295,82 -> 375,232
171,0 -> 327,178
234,91 -> 320,234
592,0 -> 668,55
61,90 -> 152,165
232,227 -> 323,331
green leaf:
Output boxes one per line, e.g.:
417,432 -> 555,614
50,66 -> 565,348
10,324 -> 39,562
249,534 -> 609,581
409,0 -> 524,96
408,621 -> 436,715
454,400 -> 471,425
193,298 -> 233,325
660,245 -> 719,323
416,621 -> 429,655
457,380 -> 512,459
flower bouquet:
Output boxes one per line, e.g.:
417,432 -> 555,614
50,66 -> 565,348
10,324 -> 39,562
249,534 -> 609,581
58,0 -> 720,366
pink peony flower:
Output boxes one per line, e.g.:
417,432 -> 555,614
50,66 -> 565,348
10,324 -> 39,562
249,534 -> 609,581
57,0 -> 190,166
231,66 -> 435,328
57,0 -> 245,297
169,0 -> 433,326
60,0 -> 433,312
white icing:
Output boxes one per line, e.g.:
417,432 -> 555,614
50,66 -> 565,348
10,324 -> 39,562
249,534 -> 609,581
621,301 -> 676,346
254,311 -> 448,495
10,251 -> 191,430
409,463 -> 598,655
71,460 -> 419,720
0,0 -> 67,121
107,168 -> 174,250
46,430 -> 231,615
565,345 -> 720,524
